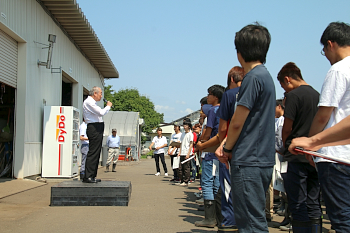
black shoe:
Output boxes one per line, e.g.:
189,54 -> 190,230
82,177 -> 97,183
95,178 -> 101,182
169,178 -> 176,182
279,217 -> 290,227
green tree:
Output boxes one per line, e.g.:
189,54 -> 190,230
104,85 -> 164,143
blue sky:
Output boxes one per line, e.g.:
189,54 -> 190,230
77,0 -> 349,123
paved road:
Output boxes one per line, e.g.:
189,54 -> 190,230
0,157 -> 331,232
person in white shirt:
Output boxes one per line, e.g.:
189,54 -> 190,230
106,128 -> 120,172
82,86 -> 112,183
299,22 -> 350,232
79,119 -> 89,179
167,122 -> 182,182
149,128 -> 168,176
177,119 -> 194,186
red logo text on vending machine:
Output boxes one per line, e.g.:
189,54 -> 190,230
56,110 -> 67,142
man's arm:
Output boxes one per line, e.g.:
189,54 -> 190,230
289,114 -> 350,153
201,127 -> 212,141
282,117 -> 293,146
196,134 -> 219,151
149,142 -> 155,151
80,135 -> 88,141
186,141 -> 193,159
219,106 -> 250,164
87,101 -> 112,116
156,143 -> 168,150
218,119 -> 228,142
308,106 -> 334,137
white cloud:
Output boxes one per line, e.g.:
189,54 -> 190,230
185,108 -> 194,114
176,100 -> 186,105
155,105 -> 174,111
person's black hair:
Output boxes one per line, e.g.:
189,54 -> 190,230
277,62 -> 303,83
183,118 -> 192,130
234,22 -> 271,64
200,97 -> 208,105
207,85 -> 225,103
321,22 -> 350,47
276,99 -> 285,110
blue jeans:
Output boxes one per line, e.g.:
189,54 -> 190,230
231,165 -> 273,233
191,158 -> 196,180
283,162 -> 321,221
201,159 -> 220,200
219,162 -> 236,226
318,162 -> 350,233
80,144 -> 89,174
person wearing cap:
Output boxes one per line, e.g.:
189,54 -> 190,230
168,122 -> 182,182
149,128 -> 168,176
106,128 -> 120,172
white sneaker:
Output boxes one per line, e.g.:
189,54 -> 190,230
164,173 -> 168,176
179,182 -> 188,186
155,172 -> 160,176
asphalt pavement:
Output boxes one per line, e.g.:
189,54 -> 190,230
0,157 -> 331,233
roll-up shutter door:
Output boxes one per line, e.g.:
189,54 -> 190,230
0,29 -> 18,88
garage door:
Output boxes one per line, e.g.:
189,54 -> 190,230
0,29 -> 18,88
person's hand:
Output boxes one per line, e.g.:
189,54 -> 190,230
215,145 -> 229,169
185,154 -> 190,159
288,137 -> 316,154
106,101 -> 112,107
155,147 -> 159,150
196,141 -> 203,150
149,147 -> 152,151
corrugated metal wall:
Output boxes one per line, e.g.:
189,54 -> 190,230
0,29 -> 18,87
0,0 -> 105,178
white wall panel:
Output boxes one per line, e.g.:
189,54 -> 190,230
1,0 -> 105,178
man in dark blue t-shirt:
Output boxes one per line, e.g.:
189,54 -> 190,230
218,23 -> 275,233
195,84 -> 225,228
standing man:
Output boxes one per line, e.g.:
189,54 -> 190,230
168,122 -> 182,182
277,62 -> 321,232
79,118 -> 89,179
305,22 -> 350,233
83,86 -> 112,183
106,128 -> 120,172
217,23 -> 276,232
149,128 -> 168,176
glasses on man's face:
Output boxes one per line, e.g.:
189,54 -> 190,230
321,48 -> 325,56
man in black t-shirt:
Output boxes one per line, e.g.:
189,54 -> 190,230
277,62 -> 322,232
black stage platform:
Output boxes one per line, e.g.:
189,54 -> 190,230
50,181 -> 132,206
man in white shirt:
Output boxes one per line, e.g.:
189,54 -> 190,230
106,128 -> 120,172
168,122 -> 182,182
82,86 -> 112,183
306,22 -> 350,232
79,119 -> 89,179
178,119 -> 194,186
149,128 -> 168,176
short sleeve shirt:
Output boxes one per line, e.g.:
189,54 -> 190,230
152,136 -> 168,154
180,131 -> 194,156
79,122 -> 89,144
205,105 -> 220,161
232,65 -> 276,167
217,87 -> 240,122
283,85 -> 319,162
317,56 -> 350,162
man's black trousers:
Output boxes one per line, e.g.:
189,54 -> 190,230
85,122 -> 104,179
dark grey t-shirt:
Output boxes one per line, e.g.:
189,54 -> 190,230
231,65 -> 276,167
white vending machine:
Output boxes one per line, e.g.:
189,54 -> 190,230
42,106 -> 80,178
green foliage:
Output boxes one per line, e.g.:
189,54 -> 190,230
104,85 -> 164,144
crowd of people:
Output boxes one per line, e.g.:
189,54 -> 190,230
149,21 -> 350,233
